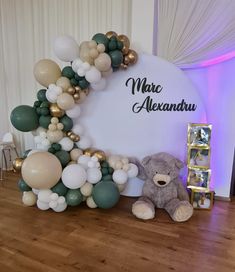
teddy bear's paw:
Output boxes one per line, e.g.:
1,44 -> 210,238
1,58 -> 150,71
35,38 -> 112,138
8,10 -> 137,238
132,201 -> 155,220
173,201 -> 193,222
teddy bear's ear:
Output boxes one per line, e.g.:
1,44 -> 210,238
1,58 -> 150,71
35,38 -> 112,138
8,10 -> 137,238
142,156 -> 152,167
175,158 -> 184,169
129,157 -> 147,180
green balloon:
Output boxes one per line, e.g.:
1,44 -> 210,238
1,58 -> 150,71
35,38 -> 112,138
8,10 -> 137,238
117,41 -> 124,50
92,181 -> 120,209
33,100 -> 41,108
48,147 -> 56,154
108,167 -> 114,174
39,115 -> 51,129
37,89 -> 47,102
79,78 -> 89,89
70,78 -> 79,86
101,161 -> 109,168
102,174 -> 113,181
101,168 -> 109,175
92,33 -> 109,51
62,66 -> 75,79
22,149 -> 32,159
60,115 -> 73,132
52,181 -> 68,196
10,105 -> 39,132
40,101 -> 50,108
40,107 -> 50,116
18,178 -> 31,192
109,50 -> 123,68
66,189 -> 83,206
52,143 -> 61,151
108,41 -> 117,51
74,73 -> 83,81
54,150 -> 70,167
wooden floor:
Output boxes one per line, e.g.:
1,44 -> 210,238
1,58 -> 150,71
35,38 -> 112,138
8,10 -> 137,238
0,172 -> 235,272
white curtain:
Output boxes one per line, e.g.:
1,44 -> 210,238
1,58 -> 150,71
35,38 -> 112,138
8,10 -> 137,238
0,0 -> 132,153
156,0 -> 235,68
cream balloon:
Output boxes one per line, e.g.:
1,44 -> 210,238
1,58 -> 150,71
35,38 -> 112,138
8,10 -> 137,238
94,53 -> 111,72
22,152 -> 62,189
79,41 -> 94,64
57,93 -> 75,110
70,148 -> 83,161
56,77 -> 71,91
22,191 -> 37,206
47,130 -> 63,143
86,196 -> 97,208
34,59 -> 61,87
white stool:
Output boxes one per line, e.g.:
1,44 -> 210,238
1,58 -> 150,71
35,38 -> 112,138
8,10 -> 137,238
0,133 -> 19,180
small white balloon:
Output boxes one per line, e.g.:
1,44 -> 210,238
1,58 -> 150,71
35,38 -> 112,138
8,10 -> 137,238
72,58 -> 83,71
80,182 -> 93,197
58,196 -> 66,204
81,62 -> 91,71
37,200 -> 50,210
62,164 -> 87,189
66,104 -> 81,118
85,66 -> 101,84
77,155 -> 90,169
87,168 -> 102,184
32,188 -> 40,195
112,169 -> 128,185
50,193 -> 59,201
49,200 -> 58,209
72,124 -> 84,135
76,135 -> 92,149
53,201 -> 67,212
53,35 -> 79,62
127,163 -> 139,178
38,189 -> 52,203
59,137 -> 74,151
77,68 -> 86,77
86,196 -> 97,208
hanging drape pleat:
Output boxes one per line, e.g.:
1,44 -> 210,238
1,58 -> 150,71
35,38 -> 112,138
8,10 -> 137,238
156,0 -> 235,68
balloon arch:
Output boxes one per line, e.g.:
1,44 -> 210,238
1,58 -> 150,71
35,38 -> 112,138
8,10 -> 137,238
11,31 -> 139,212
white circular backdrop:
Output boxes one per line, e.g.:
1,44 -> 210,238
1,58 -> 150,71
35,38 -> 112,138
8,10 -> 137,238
78,54 -> 206,196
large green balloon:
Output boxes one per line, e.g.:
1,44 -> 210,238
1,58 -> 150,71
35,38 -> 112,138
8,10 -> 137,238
39,115 -> 51,129
37,89 -> 47,102
18,178 -> 32,192
60,115 -> 73,132
54,150 -> 70,167
52,181 -> 68,196
62,66 -> 75,79
66,189 -> 83,206
10,105 -> 39,132
92,181 -> 120,209
109,50 -> 123,68
92,33 -> 109,51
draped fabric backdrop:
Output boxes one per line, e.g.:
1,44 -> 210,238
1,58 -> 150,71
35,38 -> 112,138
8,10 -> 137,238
0,0 -> 132,152
157,0 -> 235,68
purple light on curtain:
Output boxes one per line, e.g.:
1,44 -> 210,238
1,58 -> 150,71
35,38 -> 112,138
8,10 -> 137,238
200,51 -> 235,68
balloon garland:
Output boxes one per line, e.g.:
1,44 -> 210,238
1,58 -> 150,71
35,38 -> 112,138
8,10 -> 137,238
11,31 -> 138,212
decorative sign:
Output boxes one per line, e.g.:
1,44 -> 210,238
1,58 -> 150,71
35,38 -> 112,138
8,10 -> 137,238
79,54 -> 206,196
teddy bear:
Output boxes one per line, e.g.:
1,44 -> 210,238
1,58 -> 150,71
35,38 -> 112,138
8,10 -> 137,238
131,152 -> 193,222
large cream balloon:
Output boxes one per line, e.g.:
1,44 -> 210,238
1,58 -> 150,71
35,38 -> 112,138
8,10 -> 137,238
94,53 -> 111,72
79,41 -> 94,64
22,152 -> 62,189
34,59 -> 61,87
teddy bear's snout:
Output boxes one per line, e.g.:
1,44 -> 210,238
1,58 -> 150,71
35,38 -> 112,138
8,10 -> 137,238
153,173 -> 171,187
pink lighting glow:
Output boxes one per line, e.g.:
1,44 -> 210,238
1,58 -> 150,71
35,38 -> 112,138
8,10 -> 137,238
200,51 -> 235,67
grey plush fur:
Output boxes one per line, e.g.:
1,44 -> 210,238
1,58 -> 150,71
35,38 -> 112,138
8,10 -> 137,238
132,152 -> 193,222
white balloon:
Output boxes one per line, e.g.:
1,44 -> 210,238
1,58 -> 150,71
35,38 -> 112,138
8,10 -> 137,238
77,68 -> 86,77
46,90 -> 57,103
86,196 -> 97,208
72,124 -> 84,135
59,137 -> 74,151
77,155 -> 90,169
50,193 -> 59,201
87,168 -> 102,184
127,163 -> 139,178
112,169 -> 128,185
81,62 -> 91,71
32,188 -> 40,195
72,58 -> 83,72
80,182 -> 93,197
49,200 -> 58,209
62,164 -> 87,189
53,201 -> 67,212
66,104 -> 81,118
85,66 -> 101,84
91,78 -> 107,91
76,135 -> 92,149
58,196 -> 66,204
37,200 -> 50,210
38,189 -> 52,203
53,35 -> 79,62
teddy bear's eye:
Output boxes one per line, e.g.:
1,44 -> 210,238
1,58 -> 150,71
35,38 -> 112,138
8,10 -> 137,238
168,172 -> 170,175
156,171 -> 158,174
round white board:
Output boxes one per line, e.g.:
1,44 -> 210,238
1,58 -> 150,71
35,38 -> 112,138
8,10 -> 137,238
78,54 -> 206,196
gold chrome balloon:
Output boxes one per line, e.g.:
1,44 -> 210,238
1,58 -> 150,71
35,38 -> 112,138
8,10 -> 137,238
74,86 -> 81,93
127,49 -> 138,64
49,103 -> 65,117
73,93 -> 80,102
13,157 -> 24,172
118,34 -> 130,55
84,148 -> 96,157
93,150 -> 106,162
106,31 -> 118,39
67,87 -> 76,95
